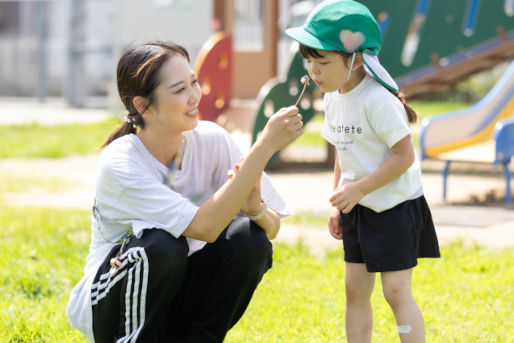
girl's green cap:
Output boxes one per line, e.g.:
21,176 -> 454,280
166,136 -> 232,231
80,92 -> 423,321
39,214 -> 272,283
285,0 -> 399,92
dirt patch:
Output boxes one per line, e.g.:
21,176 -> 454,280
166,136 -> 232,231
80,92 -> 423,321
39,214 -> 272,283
0,154 -> 98,208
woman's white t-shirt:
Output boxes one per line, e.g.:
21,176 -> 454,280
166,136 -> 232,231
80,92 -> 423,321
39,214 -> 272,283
67,120 -> 290,342
322,75 -> 423,213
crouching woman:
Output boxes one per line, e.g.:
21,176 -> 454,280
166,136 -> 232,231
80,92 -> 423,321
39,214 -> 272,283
66,41 -> 303,342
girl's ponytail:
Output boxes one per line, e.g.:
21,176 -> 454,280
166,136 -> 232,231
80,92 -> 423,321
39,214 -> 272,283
388,89 -> 418,124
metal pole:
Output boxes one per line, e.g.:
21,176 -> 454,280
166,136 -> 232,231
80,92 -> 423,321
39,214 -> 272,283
36,0 -> 47,102
67,0 -> 86,107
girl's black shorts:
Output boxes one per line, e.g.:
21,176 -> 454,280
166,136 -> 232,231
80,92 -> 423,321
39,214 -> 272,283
340,195 -> 440,273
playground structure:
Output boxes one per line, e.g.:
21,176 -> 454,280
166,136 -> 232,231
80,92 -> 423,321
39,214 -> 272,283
364,0 -> 514,99
193,0 -> 513,178
194,33 -> 233,123
420,61 -> 514,204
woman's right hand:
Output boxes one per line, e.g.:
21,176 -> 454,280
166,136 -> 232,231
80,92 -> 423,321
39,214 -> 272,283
184,107 -> 301,243
258,106 -> 303,152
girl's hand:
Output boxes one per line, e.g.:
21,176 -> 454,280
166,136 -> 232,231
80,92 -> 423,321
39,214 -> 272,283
329,182 -> 365,214
227,159 -> 263,216
328,207 -> 342,240
258,106 -> 303,152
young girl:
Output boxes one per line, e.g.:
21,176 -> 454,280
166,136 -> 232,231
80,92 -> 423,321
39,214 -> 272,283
66,41 -> 303,342
285,1 -> 440,342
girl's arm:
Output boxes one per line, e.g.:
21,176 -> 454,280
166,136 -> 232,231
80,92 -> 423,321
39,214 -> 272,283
330,135 -> 415,214
184,106 -> 302,242
328,151 -> 343,239
332,152 -> 342,191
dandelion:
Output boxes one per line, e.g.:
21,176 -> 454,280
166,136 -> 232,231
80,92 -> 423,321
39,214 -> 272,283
294,75 -> 310,107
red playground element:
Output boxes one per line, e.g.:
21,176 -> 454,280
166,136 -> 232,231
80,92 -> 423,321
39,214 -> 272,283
194,33 -> 233,122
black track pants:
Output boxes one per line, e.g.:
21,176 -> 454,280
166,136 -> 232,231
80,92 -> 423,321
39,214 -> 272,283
91,217 -> 273,342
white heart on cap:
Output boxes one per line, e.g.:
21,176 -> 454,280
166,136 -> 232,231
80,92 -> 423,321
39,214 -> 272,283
339,30 -> 365,53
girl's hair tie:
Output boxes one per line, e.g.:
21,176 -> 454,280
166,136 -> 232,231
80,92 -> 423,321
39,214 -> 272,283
401,98 -> 406,105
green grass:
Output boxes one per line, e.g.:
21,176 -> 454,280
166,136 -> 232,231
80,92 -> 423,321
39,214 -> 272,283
291,128 -> 324,147
0,101 -> 468,159
229,241 -> 514,342
1,206 -> 512,342
0,118 -> 122,158
0,206 -> 90,342
282,211 -> 329,227
0,173 -> 74,193
410,100 -> 470,122
292,100 -> 470,149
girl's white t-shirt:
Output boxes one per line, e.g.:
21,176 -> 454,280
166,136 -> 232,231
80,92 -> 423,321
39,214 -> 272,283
322,75 -> 423,213
67,120 -> 290,342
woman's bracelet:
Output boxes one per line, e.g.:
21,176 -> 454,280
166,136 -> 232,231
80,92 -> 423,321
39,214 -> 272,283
248,200 -> 267,221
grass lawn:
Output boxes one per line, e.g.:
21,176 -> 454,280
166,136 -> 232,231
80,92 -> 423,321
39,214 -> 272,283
0,100 -> 470,159
409,100 -> 471,122
288,100 -> 470,149
2,99 -> 506,342
1,206 -> 512,342
0,118 -> 122,159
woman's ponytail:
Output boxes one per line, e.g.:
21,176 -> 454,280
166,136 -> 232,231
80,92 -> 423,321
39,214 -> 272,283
100,120 -> 136,149
99,110 -> 145,149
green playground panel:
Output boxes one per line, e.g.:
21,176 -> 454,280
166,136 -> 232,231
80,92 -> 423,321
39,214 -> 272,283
362,0 -> 514,77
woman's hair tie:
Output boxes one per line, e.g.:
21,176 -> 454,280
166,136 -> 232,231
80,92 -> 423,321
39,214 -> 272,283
125,113 -> 137,128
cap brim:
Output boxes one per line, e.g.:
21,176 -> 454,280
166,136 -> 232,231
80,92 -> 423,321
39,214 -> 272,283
284,26 -> 335,51
362,52 -> 398,92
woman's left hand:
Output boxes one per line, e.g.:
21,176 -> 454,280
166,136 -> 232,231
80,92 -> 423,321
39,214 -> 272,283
227,158 -> 263,216
329,182 -> 365,214
227,157 -> 280,240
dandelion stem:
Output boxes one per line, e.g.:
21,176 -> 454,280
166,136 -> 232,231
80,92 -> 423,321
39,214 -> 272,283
294,75 -> 310,107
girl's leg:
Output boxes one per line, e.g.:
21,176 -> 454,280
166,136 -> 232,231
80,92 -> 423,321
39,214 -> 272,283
91,229 -> 189,343
165,217 -> 273,342
381,269 -> 425,343
345,262 -> 376,343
